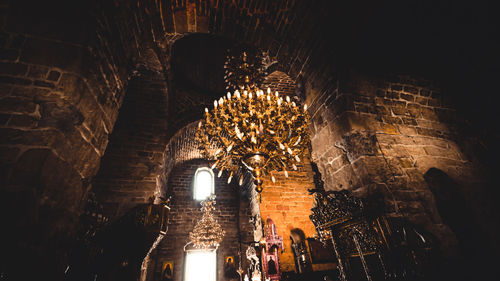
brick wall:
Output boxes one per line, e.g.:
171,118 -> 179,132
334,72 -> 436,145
260,71 -> 336,273
259,153 -> 317,273
148,159 -> 254,281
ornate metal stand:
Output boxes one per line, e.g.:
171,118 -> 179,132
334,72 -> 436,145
309,189 -> 435,281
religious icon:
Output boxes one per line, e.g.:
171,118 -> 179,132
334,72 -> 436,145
161,261 -> 173,281
267,256 -> 277,275
224,256 -> 239,279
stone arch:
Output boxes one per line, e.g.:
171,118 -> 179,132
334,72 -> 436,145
156,121 -> 204,202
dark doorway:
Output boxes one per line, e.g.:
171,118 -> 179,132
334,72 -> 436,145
424,168 -> 481,256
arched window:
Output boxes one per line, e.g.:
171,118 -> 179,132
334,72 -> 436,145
193,167 -> 214,200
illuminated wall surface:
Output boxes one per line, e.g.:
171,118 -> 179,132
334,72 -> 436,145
0,1 -> 499,281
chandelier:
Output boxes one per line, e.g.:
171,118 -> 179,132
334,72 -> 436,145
189,196 -> 225,249
195,50 -> 310,195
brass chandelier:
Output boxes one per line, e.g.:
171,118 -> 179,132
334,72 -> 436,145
189,196 -> 225,249
195,50 -> 310,195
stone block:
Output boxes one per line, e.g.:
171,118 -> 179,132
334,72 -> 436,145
20,37 -> 86,72
57,73 -> 87,105
381,115 -> 403,125
404,146 -> 426,156
0,62 -> 28,76
403,86 -> 419,95
386,91 -> 400,99
0,75 -> 32,86
400,93 -> 415,102
46,70 -> 61,82
419,89 -> 431,97
0,113 -> 9,125
0,97 -> 36,113
34,80 -> 55,88
391,84 -> 403,91
379,123 -> 399,134
401,117 -> 417,126
0,48 -> 20,61
0,83 -> 12,97
397,125 -> 418,136
406,103 -> 421,118
416,127 -> 441,138
415,96 -> 429,105
0,146 -> 20,164
390,100 -> 408,115
0,128 -> 63,147
7,114 -> 38,128
27,65 -> 49,79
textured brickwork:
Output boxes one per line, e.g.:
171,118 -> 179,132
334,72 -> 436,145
259,72 -> 335,273
308,72 -> 497,257
261,71 -> 297,96
0,0 -> 497,279
0,1 -> 163,277
148,159 -> 254,281
93,65 -> 169,218
259,153 -> 317,273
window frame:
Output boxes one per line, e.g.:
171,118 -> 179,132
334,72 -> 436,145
193,167 -> 214,201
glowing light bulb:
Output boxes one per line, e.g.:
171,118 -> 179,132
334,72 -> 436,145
286,96 -> 290,102
271,176 -> 276,183
214,100 -> 218,108
205,107 -> 208,113
227,92 -> 231,99
267,88 -> 271,94
304,104 -> 308,111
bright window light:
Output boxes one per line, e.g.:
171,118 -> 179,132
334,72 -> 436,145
194,168 -> 214,200
184,250 -> 216,281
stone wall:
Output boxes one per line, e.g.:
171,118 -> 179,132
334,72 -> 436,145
0,0 -> 162,277
308,71 -> 498,258
93,62 -> 168,219
148,159 -> 254,281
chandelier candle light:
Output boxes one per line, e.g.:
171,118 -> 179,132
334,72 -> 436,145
195,52 -> 311,197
